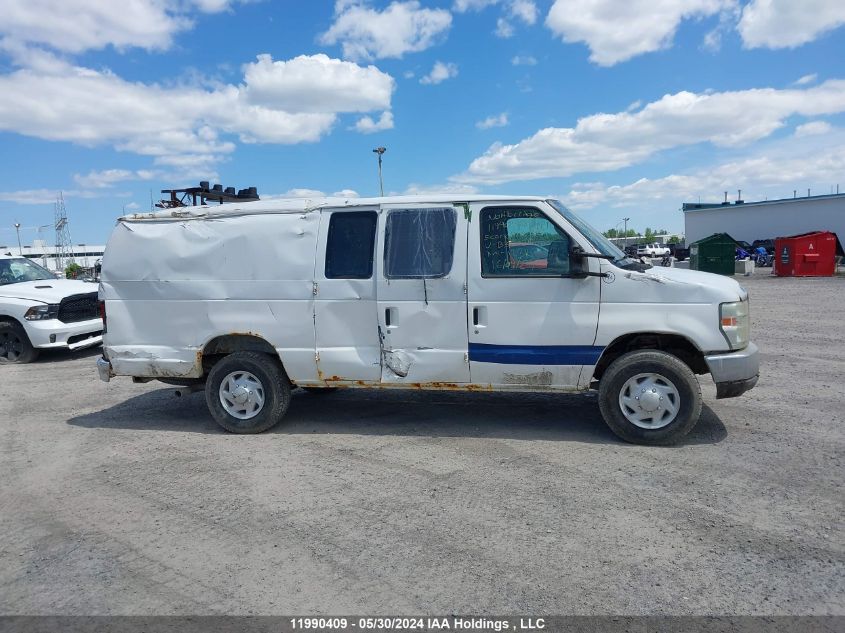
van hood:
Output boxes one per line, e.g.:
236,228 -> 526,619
0,279 -> 98,303
612,264 -> 747,302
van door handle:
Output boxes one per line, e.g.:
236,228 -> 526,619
385,307 -> 397,327
473,306 -> 487,328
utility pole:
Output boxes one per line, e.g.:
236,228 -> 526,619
372,147 -> 386,196
14,222 -> 22,255
623,217 -> 630,250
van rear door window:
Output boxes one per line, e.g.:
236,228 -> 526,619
384,208 -> 457,278
325,211 -> 378,279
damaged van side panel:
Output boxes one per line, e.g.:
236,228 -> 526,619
100,213 -> 320,381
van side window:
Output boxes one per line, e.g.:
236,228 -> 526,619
480,207 -> 571,277
325,211 -> 378,279
384,208 -> 457,278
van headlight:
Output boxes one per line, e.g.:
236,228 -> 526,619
24,304 -> 60,320
719,300 -> 750,350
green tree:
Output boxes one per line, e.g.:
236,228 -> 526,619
65,262 -> 82,279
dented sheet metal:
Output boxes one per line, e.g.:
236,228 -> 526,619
101,211 -> 321,382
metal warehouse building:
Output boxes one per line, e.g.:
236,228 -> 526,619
683,193 -> 845,244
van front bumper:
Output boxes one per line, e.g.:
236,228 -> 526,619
705,342 -> 759,399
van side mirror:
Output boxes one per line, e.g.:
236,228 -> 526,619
569,245 -> 588,278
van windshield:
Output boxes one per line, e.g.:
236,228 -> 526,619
547,199 -> 649,270
0,258 -> 56,285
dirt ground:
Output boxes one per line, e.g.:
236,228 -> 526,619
1,270 -> 843,615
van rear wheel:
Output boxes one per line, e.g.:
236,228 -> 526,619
598,350 -> 701,445
205,351 -> 291,434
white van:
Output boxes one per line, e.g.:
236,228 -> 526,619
97,196 -> 758,445
1,255 -> 103,363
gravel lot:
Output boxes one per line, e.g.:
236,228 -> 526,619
2,270 -> 843,615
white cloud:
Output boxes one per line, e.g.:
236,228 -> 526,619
273,188 -> 328,198
0,0 -> 247,54
402,182 -> 481,195
455,80 -> 845,184
794,121 -> 832,137
332,189 -> 360,198
454,0 -> 537,23
0,188 -> 110,204
354,111 -> 395,133
511,54 -> 537,65
560,131 -> 845,212
545,0 -> 733,66
476,113 -> 509,129
420,61 -> 458,85
243,54 -> 395,113
74,169 -> 157,189
795,73 -> 819,86
495,18 -> 515,37
0,52 -> 396,175
739,0 -> 845,49
510,0 -> 538,24
319,1 -> 452,61
0,189 -> 64,205
455,0 -> 537,37
453,0 -> 498,10
268,188 -> 360,199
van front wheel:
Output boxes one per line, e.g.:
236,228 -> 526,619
598,350 -> 702,445
205,351 -> 291,434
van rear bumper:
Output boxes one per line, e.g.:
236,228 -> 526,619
705,342 -> 759,399
97,356 -> 112,382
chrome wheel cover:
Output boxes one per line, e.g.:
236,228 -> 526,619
618,372 -> 680,429
219,371 -> 265,420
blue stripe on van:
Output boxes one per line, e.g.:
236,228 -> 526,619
468,343 -> 604,366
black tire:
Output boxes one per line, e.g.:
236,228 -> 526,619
0,321 -> 39,364
205,351 -> 291,434
301,386 -> 338,394
598,350 -> 702,446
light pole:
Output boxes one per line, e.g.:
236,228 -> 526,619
14,222 -> 22,255
372,146 -> 386,196
623,217 -> 630,250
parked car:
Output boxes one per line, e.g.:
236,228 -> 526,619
0,255 -> 103,363
98,195 -> 758,445
637,243 -> 670,257
508,242 -> 549,270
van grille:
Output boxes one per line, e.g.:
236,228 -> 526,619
58,292 -> 99,323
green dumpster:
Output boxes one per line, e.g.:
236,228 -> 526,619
689,232 -> 737,276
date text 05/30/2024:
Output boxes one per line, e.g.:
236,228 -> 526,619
289,617 -> 546,631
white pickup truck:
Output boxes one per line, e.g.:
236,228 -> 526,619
1,255 -> 103,363
637,243 -> 671,257
97,195 -> 758,445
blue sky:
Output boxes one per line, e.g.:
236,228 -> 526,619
1,0 -> 844,246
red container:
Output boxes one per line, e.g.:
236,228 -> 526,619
774,231 -> 839,277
